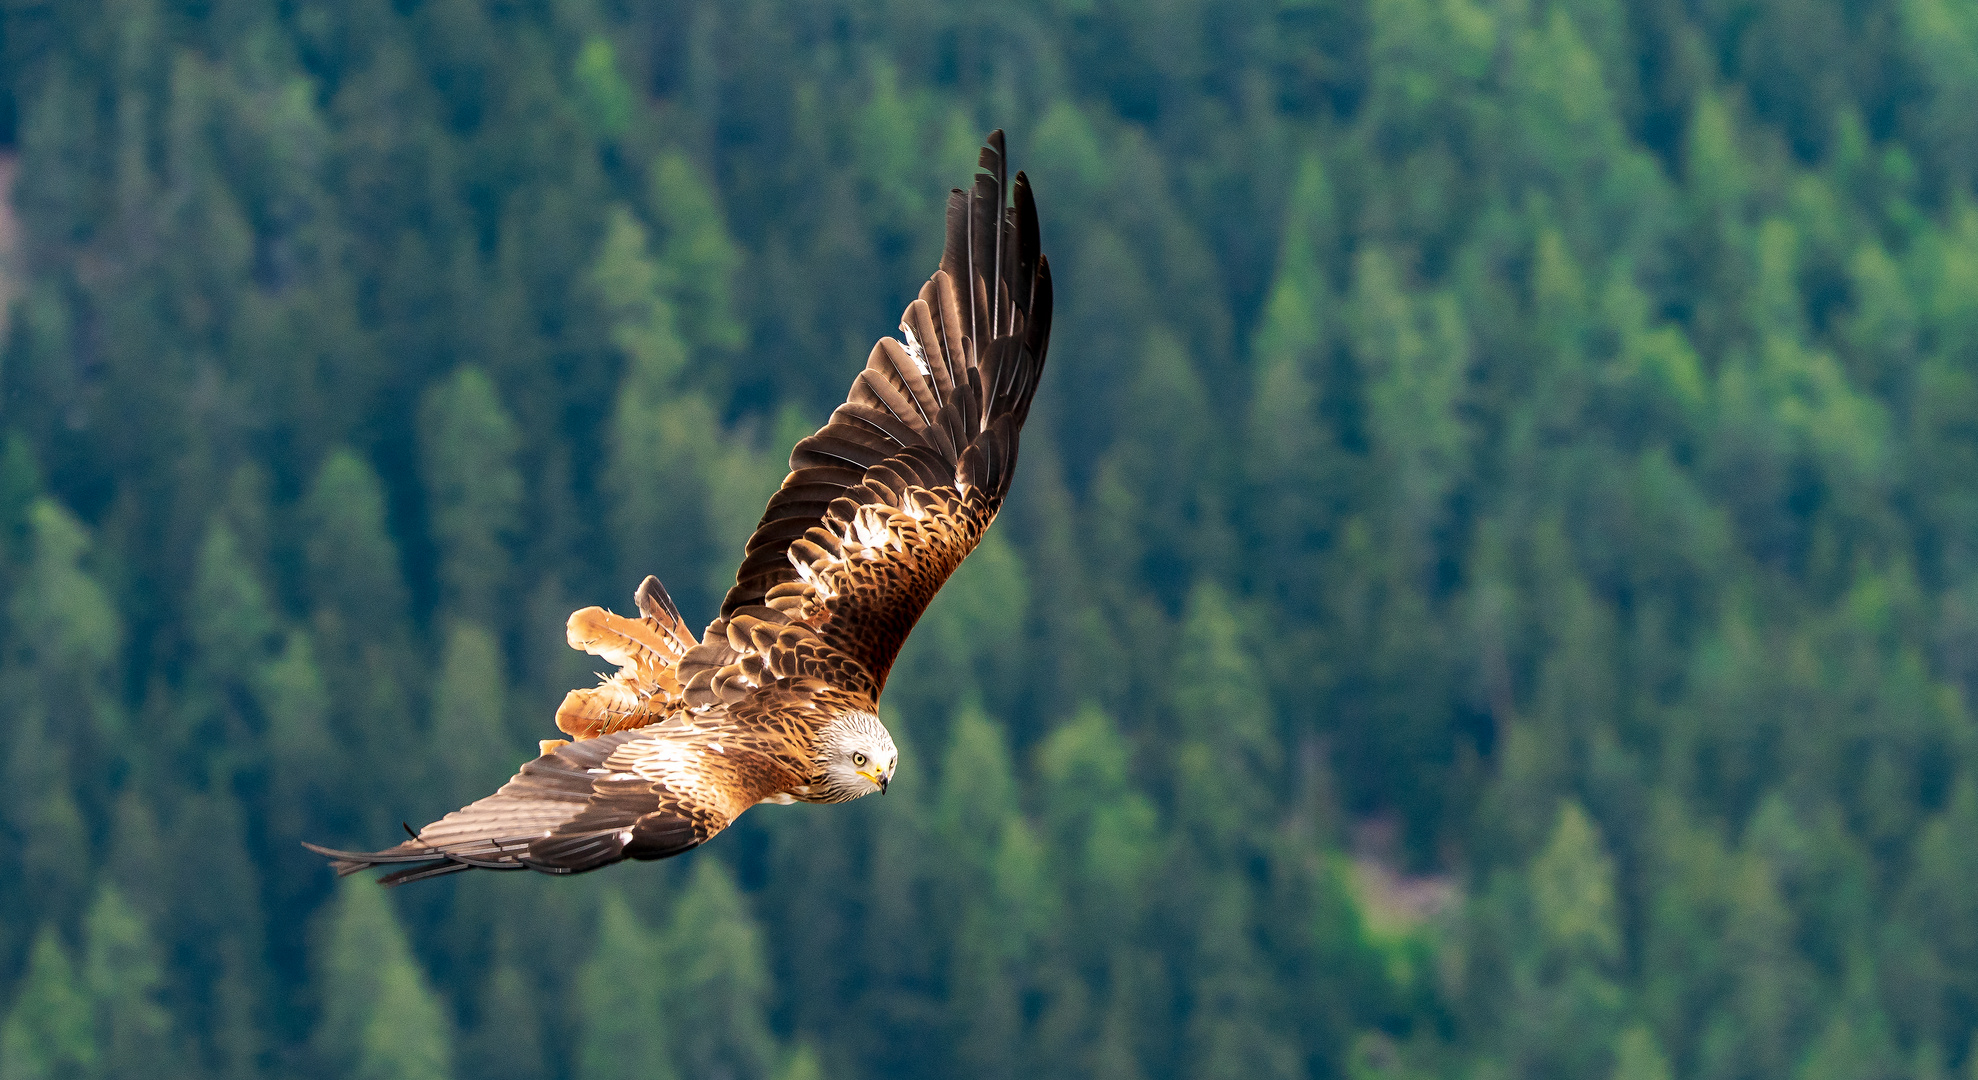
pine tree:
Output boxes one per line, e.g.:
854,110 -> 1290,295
1610,1026 -> 1674,1080
572,889 -> 675,1080
592,206 -> 722,618
427,620 -> 517,813
1796,958 -> 1902,1080
302,450 -> 411,630
646,150 -> 747,357
418,367 -> 523,626
256,627 -> 342,850
180,516 -> 284,787
0,926 -> 94,1080
1518,801 -> 1627,1076
80,883 -> 180,1080
935,704 -> 1032,1079
1245,148 -> 1340,617
300,448 -> 418,816
660,859 -> 779,1080
460,934 -> 549,1080
1036,703 -> 1158,940
188,519 -> 279,694
0,709 -> 90,937
1183,879 -> 1302,1080
156,792 -> 269,1080
571,37 -> 636,143
1171,581 -> 1280,853
313,881 -> 455,1080
1894,779 -> 1978,1055
1089,328 -> 1236,609
11,499 -> 123,738
1346,248 -> 1468,558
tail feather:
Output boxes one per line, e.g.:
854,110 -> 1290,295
634,575 -> 688,635
557,576 -> 696,740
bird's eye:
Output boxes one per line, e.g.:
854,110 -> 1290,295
853,752 -> 867,767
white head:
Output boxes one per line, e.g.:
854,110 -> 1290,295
816,712 -> 898,802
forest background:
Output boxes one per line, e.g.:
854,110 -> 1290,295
2,0 -> 1978,1078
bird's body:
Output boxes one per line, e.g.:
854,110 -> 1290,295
307,131 -> 1050,885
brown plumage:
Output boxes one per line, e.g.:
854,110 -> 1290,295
306,131 -> 1051,884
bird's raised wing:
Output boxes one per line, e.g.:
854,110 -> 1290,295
678,131 -> 1052,706
303,685 -> 832,883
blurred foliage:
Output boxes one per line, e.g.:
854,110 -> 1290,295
2,0 -> 1978,1077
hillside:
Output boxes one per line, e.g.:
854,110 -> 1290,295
2,1 -> 1977,1078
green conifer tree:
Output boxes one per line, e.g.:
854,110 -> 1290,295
461,934 -> 549,1080
646,151 -> 747,357
302,450 -> 411,630
1184,879 -> 1302,1080
79,883 -> 179,1080
0,927 -> 95,1080
12,500 -> 123,737
936,704 -> 1033,1078
661,859 -> 779,1080
1089,327 -> 1235,608
313,881 -> 455,1080
572,890 -> 675,1080
1346,249 -> 1468,557
256,627 -> 342,849
428,620 -> 516,813
592,206 -> 721,617
188,519 -> 279,694
1036,703 -> 1158,939
301,449 -> 418,815
418,367 -> 523,627
1245,148 -> 1340,617
1611,1026 -> 1674,1080
1172,581 -> 1281,852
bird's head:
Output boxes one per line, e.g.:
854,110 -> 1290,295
816,711 -> 898,802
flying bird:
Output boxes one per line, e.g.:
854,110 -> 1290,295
306,131 -> 1051,885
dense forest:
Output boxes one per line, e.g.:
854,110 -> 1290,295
1,0 -> 1977,1077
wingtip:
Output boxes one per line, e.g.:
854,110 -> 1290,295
300,841 -> 377,878
979,129 -> 1006,175
300,839 -> 357,859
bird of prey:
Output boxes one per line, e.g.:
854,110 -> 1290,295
306,131 -> 1051,885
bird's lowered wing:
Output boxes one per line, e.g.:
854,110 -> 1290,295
679,131 -> 1053,705
303,686 -> 824,883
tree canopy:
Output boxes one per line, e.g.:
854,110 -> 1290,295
3,0 -> 1978,1077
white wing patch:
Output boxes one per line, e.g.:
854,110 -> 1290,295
794,557 -> 837,599
620,735 -> 701,786
854,507 -> 894,550
902,323 -> 932,377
